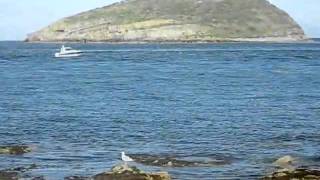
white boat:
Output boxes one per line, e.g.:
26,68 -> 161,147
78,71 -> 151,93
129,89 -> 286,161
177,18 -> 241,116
54,45 -> 82,58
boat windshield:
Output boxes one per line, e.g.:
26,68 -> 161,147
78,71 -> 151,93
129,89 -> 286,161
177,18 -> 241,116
60,46 -> 74,52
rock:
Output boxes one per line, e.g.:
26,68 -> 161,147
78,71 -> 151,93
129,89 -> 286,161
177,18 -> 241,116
110,164 -> 143,174
0,164 -> 38,180
274,155 -> 295,168
26,0 -> 307,42
129,154 -> 229,167
31,176 -> 46,180
9,164 -> 37,173
262,168 -> 320,180
64,176 -> 91,180
65,164 -> 170,180
93,164 -> 170,180
0,171 -> 19,180
0,145 -> 32,155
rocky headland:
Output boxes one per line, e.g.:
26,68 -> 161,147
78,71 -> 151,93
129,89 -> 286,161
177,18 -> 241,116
26,0 -> 307,43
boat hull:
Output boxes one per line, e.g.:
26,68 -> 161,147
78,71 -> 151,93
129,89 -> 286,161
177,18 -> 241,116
54,53 -> 82,58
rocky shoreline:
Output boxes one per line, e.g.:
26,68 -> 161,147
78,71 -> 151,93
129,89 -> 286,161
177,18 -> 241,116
1,145 -> 320,179
25,37 -> 312,44
263,168 -> 320,180
0,164 -> 170,180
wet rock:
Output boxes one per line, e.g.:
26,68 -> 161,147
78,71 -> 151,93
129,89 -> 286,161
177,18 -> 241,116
262,168 -> 320,180
93,164 -> 171,180
0,171 -> 19,180
64,176 -> 90,180
9,164 -> 37,173
0,164 -> 38,180
0,145 -> 32,155
110,164 -> 143,174
129,154 -> 228,167
31,176 -> 46,180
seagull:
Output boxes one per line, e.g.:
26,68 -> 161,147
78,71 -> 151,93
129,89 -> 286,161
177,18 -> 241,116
121,152 -> 134,162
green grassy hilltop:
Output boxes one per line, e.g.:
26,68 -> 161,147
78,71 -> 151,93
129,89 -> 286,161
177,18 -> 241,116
26,0 -> 306,42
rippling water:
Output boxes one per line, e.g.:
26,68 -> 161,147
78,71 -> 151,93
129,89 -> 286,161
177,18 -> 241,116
0,42 -> 320,179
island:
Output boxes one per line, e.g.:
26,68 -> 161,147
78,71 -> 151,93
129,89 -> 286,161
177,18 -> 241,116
26,0 -> 307,43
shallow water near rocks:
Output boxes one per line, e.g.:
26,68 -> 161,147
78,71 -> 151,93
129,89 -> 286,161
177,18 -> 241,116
0,42 -> 320,179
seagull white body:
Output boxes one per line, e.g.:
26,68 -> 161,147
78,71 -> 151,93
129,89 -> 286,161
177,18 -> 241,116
121,152 -> 134,162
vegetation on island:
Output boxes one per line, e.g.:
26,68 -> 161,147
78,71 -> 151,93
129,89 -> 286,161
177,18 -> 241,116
27,0 -> 306,42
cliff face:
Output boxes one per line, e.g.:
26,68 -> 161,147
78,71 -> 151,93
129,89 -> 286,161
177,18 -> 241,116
26,0 -> 306,42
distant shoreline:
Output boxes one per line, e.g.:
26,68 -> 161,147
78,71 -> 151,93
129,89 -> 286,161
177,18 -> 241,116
23,38 -> 313,44
1,38 -> 316,44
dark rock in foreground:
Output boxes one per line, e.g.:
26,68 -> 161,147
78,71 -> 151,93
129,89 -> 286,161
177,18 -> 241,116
94,164 -> 170,180
0,145 -> 32,155
65,164 -> 171,180
0,164 -> 37,180
65,176 -> 90,180
129,154 -> 230,167
263,168 -> 320,180
31,177 -> 46,180
0,171 -> 18,180
1,163 -> 170,180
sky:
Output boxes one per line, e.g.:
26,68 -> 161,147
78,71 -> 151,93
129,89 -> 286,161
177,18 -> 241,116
0,0 -> 319,40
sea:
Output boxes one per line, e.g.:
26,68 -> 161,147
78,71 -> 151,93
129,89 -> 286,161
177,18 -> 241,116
0,41 -> 320,179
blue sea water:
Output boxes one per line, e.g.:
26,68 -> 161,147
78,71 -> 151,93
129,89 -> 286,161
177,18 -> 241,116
0,41 -> 320,179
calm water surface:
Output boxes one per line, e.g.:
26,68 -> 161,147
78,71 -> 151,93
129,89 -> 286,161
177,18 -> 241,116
0,42 -> 320,179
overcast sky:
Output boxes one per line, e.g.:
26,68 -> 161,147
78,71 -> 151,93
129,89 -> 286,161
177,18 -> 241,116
0,0 -> 319,40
